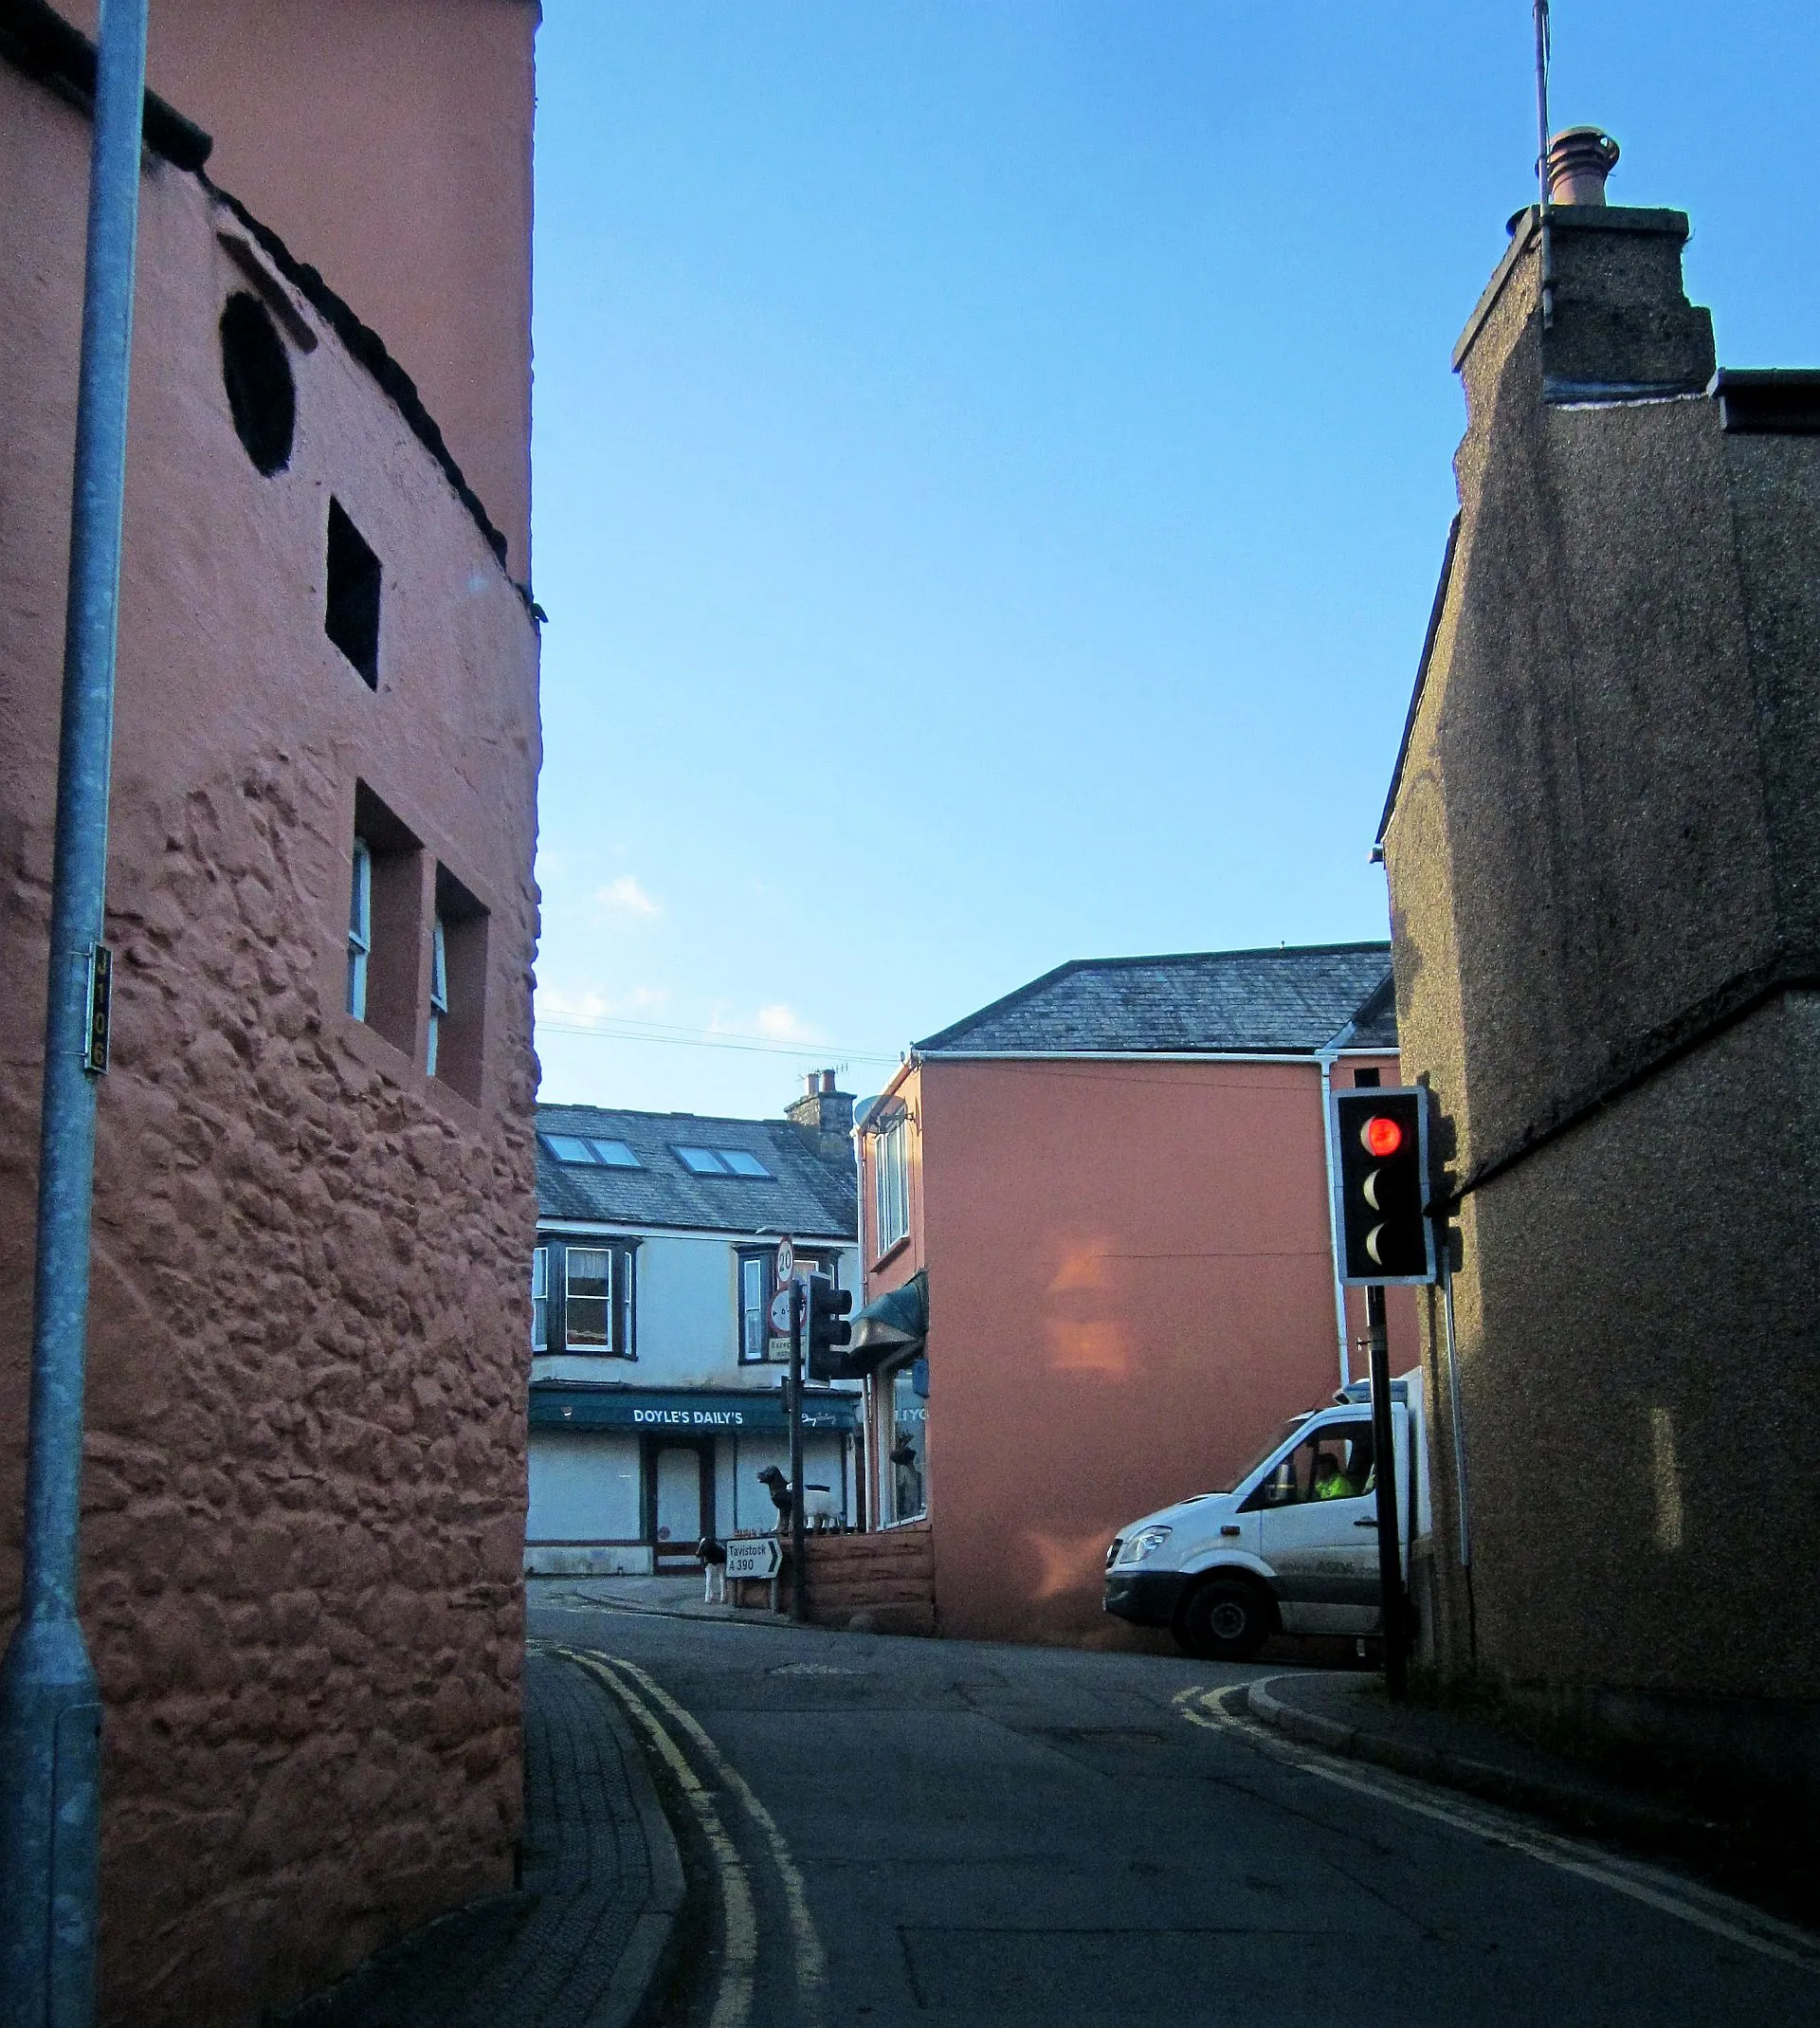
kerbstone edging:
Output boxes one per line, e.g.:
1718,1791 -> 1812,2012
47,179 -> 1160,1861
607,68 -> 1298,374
580,1677 -> 686,2028
1243,1676 -> 1692,1847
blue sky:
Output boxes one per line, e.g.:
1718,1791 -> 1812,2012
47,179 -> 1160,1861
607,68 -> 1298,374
529,1 -> 1818,1118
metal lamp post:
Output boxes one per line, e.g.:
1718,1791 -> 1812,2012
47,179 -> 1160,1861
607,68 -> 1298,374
0,2 -> 151,2019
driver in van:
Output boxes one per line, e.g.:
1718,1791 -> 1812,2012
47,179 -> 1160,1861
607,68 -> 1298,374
1313,1452 -> 1352,1500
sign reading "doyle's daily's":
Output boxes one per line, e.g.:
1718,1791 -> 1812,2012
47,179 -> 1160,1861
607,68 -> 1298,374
529,1384 -> 861,1436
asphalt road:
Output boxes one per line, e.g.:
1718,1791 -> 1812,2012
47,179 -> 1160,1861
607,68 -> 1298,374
526,1599 -> 1820,2028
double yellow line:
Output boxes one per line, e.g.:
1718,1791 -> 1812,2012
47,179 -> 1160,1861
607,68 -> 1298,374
556,1647 -> 828,2028
1171,1681 -> 1820,1976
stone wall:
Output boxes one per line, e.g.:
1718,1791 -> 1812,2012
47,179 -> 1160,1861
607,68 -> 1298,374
0,50 -> 539,2026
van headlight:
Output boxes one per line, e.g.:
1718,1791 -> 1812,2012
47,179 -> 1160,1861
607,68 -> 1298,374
1119,1526 -> 1173,1565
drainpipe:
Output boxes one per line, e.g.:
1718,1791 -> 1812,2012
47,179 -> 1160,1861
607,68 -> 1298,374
0,4 -> 151,2021
1315,1020 -> 1357,1391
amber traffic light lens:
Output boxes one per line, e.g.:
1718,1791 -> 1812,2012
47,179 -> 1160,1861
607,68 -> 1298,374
1361,1115 -> 1403,1158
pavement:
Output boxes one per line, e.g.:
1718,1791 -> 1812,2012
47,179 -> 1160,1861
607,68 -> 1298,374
526,1572 -> 788,1626
1242,1668 -> 1702,1846
269,1645 -> 684,2028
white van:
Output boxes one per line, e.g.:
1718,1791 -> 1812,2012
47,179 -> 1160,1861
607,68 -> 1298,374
1102,1376 -> 1429,1660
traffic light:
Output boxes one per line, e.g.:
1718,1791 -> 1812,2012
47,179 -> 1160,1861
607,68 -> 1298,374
1331,1087 -> 1436,1285
805,1275 -> 854,1381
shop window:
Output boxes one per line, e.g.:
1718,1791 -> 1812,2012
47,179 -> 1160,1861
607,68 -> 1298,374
873,1114 -> 909,1255
530,1246 -> 549,1351
325,499 -> 381,686
220,291 -> 295,475
558,1241 -> 636,1358
428,864 -> 488,1102
346,784 -> 422,1057
887,1358 -> 927,1524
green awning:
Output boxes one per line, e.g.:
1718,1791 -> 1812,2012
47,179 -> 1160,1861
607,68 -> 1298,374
842,1270 -> 927,1374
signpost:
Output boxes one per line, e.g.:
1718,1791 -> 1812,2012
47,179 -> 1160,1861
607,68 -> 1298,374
774,1236 -> 793,1284
723,1536 -> 781,1582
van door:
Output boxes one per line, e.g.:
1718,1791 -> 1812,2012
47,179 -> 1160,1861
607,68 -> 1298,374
1245,1417 -> 1385,1635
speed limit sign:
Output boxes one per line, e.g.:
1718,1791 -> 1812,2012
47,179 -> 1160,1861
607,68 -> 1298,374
774,1236 -> 793,1282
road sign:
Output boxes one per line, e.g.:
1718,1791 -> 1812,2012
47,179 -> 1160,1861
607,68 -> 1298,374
768,1285 -> 795,1334
724,1536 -> 782,1581
774,1236 -> 793,1282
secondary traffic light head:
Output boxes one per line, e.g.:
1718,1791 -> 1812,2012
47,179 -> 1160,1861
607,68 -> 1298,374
1331,1087 -> 1436,1285
805,1275 -> 855,1381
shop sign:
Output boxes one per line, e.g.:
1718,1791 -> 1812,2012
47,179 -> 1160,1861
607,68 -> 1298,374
531,1384 -> 859,1435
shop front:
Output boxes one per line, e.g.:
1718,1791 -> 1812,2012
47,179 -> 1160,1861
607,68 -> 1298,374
526,1383 -> 863,1575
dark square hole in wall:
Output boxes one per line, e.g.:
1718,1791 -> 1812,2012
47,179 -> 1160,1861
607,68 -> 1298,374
430,863 -> 490,1105
325,499 -> 382,686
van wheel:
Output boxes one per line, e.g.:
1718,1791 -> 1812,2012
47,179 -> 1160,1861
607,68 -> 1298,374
1174,1578 -> 1272,1662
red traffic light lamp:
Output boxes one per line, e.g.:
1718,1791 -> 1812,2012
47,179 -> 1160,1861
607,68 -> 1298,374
1331,1087 -> 1436,1287
1360,1114 -> 1404,1159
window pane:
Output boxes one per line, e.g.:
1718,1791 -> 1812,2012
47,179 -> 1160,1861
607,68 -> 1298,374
530,1248 -> 548,1350
675,1145 -> 726,1174
346,840 -> 371,1019
719,1149 -> 770,1178
544,1135 -> 599,1164
348,840 -> 371,944
565,1248 -> 611,1346
889,1361 -> 927,1522
740,1255 -> 765,1361
429,916 -> 448,1012
1252,1423 -> 1374,1508
593,1140 -> 641,1168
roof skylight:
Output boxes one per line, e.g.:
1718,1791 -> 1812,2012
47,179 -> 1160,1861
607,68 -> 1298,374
543,1134 -> 641,1169
674,1145 -> 772,1178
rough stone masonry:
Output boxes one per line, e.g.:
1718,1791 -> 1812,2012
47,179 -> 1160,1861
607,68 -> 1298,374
0,27 -> 540,2025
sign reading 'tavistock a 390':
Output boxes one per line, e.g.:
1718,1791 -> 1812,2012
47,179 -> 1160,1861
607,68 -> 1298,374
723,1535 -> 782,1581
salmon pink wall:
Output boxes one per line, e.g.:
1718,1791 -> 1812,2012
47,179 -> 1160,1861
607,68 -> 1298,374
56,0 -> 537,576
0,57 -> 538,2025
915,1054 -> 1417,1648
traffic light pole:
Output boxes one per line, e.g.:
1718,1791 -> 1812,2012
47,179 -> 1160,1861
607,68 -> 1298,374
1365,1284 -> 1408,1699
789,1276 -> 807,1624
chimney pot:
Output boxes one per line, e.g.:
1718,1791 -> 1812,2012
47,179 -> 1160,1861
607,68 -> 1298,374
804,1073 -> 818,1099
1547,127 -> 1620,208
820,1069 -> 836,1093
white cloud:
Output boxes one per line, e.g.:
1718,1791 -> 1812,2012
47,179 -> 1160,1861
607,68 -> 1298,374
592,875 -> 661,923
538,982 -> 673,1024
751,1003 -> 821,1044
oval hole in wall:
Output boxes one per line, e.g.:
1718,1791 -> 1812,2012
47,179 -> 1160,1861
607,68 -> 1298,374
219,291 -> 295,475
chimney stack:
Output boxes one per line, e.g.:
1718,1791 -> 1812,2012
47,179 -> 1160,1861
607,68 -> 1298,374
1547,127 -> 1619,207
785,1070 -> 856,1166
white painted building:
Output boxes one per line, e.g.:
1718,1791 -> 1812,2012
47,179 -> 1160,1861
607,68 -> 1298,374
527,1078 -> 862,1574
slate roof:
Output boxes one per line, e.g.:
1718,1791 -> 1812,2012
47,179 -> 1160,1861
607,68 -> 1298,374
536,1104 -> 857,1240
915,942 -> 1396,1057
